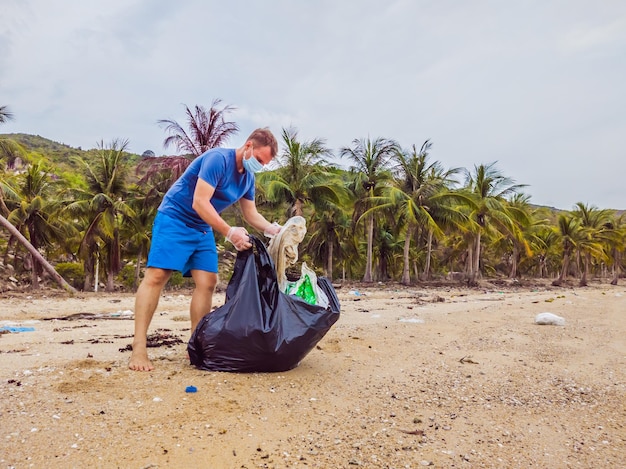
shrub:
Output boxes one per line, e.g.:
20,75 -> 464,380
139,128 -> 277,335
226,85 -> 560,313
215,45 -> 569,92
117,263 -> 138,291
55,262 -> 85,289
166,271 -> 193,290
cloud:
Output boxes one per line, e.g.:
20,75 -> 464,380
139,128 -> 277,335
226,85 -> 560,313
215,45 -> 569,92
1,1 -> 626,209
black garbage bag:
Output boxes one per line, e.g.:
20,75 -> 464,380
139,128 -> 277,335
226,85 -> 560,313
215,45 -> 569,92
188,235 -> 340,372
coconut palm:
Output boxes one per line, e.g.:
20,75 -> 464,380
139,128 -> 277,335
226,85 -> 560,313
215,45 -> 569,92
257,127 -> 340,216
121,185 -> 159,289
0,105 -> 13,124
453,162 -> 527,285
139,99 -> 239,190
4,160 -> 76,288
0,108 -> 75,291
388,140 -> 463,284
603,212 -> 626,285
0,110 -> 76,292
257,129 -> 351,279
500,193 -> 536,279
304,192 -> 354,280
159,100 -> 239,156
341,137 -> 399,282
571,202 -> 612,286
527,226 -> 560,278
66,139 -> 135,291
551,213 -> 581,286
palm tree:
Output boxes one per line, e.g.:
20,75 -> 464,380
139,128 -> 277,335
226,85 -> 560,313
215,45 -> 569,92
500,193 -> 535,279
0,109 -> 76,292
341,137 -> 399,282
258,129 -> 351,280
603,213 -> 626,285
66,139 -> 135,291
551,213 -> 581,286
530,226 -> 561,278
139,99 -> 239,190
257,127 -> 341,217
571,202 -> 612,286
455,162 -> 527,285
159,99 -> 239,156
121,185 -> 158,289
306,170 -> 354,281
388,140 -> 462,284
4,160 -> 75,288
0,105 -> 13,124
0,110 -> 76,293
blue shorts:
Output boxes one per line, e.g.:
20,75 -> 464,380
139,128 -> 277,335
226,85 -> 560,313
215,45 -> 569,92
147,212 -> 218,276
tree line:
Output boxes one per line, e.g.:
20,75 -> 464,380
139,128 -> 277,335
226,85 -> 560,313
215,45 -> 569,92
0,101 -> 623,292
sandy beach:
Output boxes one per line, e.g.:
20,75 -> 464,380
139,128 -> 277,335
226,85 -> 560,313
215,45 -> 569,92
1,281 -> 625,468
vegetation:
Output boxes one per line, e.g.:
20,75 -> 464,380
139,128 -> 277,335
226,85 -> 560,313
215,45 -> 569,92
0,100 -> 624,292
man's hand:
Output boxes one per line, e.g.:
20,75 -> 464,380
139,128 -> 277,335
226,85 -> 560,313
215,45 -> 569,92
264,222 -> 282,238
226,227 -> 251,251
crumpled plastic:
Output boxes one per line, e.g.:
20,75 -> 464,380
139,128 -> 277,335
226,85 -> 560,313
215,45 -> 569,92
267,216 -> 307,292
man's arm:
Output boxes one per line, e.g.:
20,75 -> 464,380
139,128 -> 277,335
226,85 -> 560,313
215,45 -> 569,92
239,197 -> 274,233
192,178 -> 230,236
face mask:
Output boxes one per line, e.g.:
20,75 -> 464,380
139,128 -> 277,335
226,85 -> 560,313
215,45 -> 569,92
243,149 -> 264,174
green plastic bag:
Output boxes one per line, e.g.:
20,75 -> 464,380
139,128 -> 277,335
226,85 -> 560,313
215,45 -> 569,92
283,262 -> 329,307
295,274 -> 317,305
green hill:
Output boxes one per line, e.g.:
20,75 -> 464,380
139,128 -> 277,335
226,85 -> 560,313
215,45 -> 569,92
0,133 -> 142,173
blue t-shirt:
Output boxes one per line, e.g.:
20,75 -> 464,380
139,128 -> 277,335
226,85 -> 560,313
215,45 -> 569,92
158,148 -> 255,230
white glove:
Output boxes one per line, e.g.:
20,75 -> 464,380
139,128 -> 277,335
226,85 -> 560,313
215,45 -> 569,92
226,226 -> 250,251
264,222 -> 282,238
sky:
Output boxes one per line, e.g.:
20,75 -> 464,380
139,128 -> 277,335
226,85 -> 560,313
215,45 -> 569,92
1,0 -> 625,210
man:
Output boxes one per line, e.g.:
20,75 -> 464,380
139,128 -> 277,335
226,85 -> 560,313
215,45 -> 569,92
129,128 -> 281,371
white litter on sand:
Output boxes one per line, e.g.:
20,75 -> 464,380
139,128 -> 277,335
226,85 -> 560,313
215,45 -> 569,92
535,312 -> 565,326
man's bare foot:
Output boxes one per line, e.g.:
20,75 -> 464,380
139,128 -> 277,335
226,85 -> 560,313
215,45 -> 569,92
128,347 -> 154,371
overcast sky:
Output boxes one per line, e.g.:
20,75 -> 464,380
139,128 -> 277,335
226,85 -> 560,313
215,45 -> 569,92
1,0 -> 625,210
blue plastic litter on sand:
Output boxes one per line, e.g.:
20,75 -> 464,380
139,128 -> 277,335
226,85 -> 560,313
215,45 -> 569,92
0,326 -> 35,333
185,386 -> 197,393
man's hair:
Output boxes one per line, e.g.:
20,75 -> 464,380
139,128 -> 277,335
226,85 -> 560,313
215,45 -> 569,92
247,128 -> 278,157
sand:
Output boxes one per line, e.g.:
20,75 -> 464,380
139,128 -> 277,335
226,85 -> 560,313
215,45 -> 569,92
1,281 -> 625,468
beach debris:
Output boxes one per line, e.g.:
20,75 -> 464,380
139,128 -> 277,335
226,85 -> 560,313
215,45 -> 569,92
267,216 -> 307,292
1,319 -> 40,326
535,312 -> 565,326
185,385 -> 197,393
459,355 -> 479,364
399,318 -> 425,324
43,311 -> 134,321
544,295 -> 565,303
119,329 -> 183,352
399,429 -> 425,436
0,326 -> 35,333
